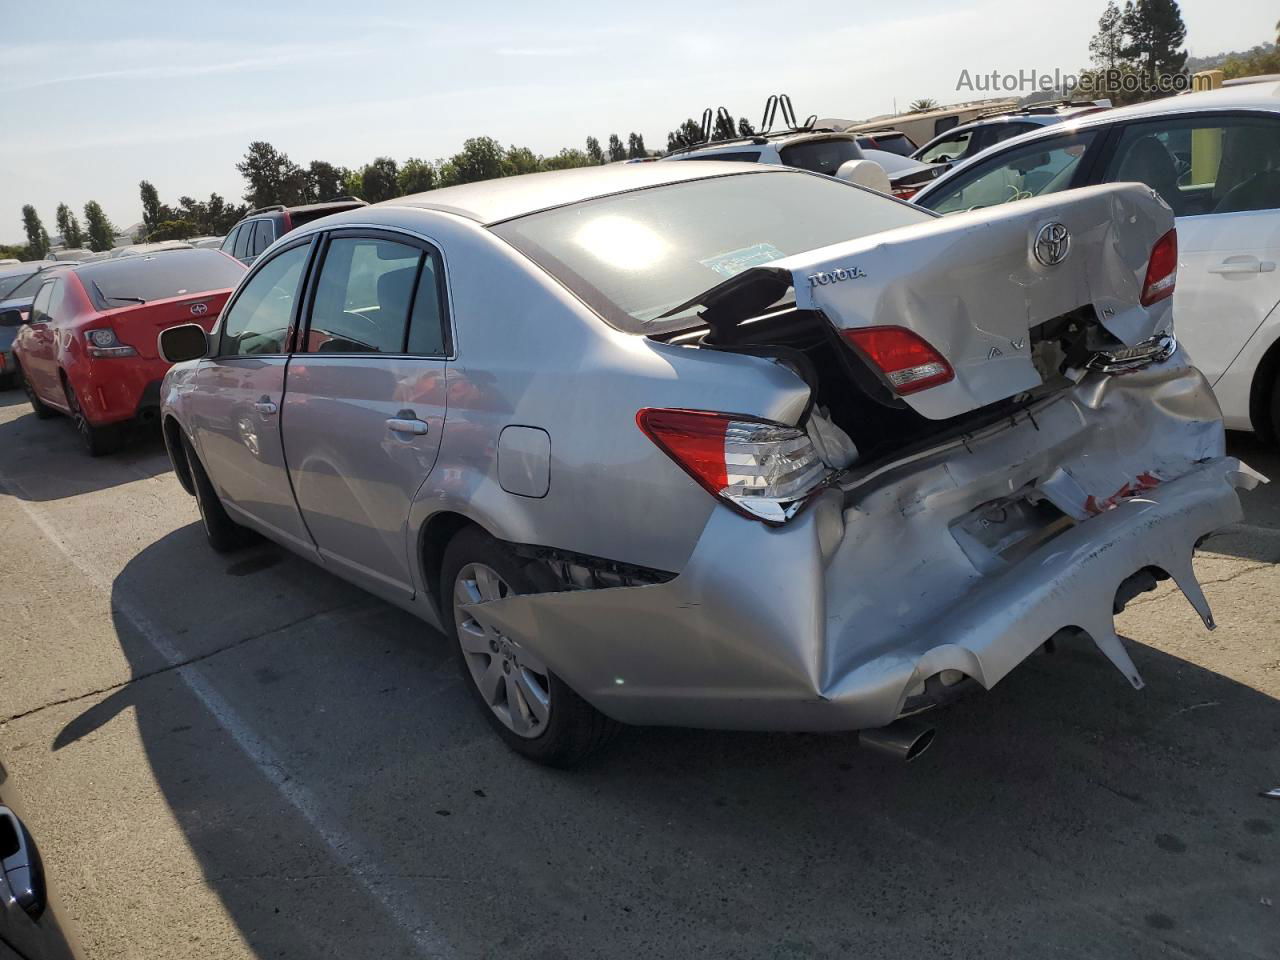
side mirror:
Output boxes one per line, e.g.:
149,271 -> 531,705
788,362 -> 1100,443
0,309 -> 24,327
158,323 -> 210,363
836,159 -> 892,193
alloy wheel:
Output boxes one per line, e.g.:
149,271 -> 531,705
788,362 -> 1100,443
452,562 -> 551,739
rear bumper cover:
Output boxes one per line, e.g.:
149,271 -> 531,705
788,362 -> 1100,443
465,356 -> 1263,731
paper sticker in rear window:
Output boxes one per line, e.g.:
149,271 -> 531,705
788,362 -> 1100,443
699,242 -> 786,279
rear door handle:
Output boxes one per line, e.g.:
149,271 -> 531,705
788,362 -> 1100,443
1208,256 -> 1269,275
253,397 -> 278,416
387,417 -> 428,436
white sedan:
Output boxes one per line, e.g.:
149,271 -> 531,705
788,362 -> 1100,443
913,81 -> 1280,438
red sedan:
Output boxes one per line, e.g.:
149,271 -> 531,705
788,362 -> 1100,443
12,249 -> 245,455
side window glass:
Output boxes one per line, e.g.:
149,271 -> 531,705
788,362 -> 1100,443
924,132 -> 1097,215
1104,117 -> 1280,216
919,131 -> 972,164
990,122 -> 1035,147
219,242 -> 310,356
29,280 -> 54,323
406,253 -> 447,356
305,237 -> 422,354
233,223 -> 253,261
221,225 -> 240,254
249,220 -> 274,257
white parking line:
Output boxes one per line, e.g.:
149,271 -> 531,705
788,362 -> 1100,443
0,476 -> 453,958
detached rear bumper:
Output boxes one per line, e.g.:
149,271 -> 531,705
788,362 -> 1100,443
465,357 -> 1263,731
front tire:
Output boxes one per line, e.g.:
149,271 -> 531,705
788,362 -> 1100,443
441,527 -> 620,767
183,437 -> 256,552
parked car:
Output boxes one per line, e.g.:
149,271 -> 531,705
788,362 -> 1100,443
220,198 -> 368,267
188,235 -> 225,249
854,129 -> 918,156
11,249 -> 245,454
912,81 -> 1280,439
0,264 -> 74,387
43,249 -> 96,263
156,162 -> 1256,767
0,763 -> 85,959
911,102 -> 1110,173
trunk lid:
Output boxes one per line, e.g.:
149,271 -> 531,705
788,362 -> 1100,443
102,289 -> 232,360
685,183 -> 1174,420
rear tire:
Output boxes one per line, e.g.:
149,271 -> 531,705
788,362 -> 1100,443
441,526 -> 620,767
183,437 -> 257,552
63,378 -> 120,456
16,361 -> 55,419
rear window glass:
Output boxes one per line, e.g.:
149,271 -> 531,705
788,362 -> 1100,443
859,134 -> 916,157
778,138 -> 864,175
0,270 -> 38,299
77,249 -> 246,311
491,170 -> 930,333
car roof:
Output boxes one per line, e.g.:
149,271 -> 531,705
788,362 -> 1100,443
384,162 -> 779,225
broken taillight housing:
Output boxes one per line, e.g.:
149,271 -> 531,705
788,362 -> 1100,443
636,408 -> 833,524
1140,229 -> 1177,307
842,325 -> 954,395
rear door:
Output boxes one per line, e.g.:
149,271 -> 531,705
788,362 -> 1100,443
1095,112 -> 1280,386
185,238 -> 317,552
281,229 -> 450,600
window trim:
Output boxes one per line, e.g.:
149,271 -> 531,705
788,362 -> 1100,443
294,226 -> 455,360
213,236 -> 318,359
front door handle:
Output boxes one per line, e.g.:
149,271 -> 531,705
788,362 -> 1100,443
253,396 -> 278,416
1209,256 -> 1265,275
387,417 -> 428,436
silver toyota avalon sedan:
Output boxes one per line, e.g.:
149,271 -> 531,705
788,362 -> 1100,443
157,161 -> 1261,766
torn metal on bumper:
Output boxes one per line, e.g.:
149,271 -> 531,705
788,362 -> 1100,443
465,358 -> 1264,732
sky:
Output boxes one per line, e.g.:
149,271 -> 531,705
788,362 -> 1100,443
2,0 -> 1276,244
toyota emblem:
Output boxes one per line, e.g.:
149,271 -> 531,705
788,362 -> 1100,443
189,302 -> 209,316
1033,222 -> 1070,266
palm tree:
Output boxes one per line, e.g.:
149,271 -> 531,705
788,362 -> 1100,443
908,98 -> 939,112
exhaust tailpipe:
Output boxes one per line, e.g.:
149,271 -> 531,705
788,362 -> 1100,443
858,719 -> 936,762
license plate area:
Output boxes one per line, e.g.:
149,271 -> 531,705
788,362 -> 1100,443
951,489 -> 1075,574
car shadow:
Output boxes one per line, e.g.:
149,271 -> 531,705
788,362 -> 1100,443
0,389 -> 171,502
47,525 -> 1280,957
1202,432 -> 1280,564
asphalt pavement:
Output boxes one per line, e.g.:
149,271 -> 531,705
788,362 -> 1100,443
0,387 -> 1276,959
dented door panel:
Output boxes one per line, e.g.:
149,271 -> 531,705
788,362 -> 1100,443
462,354 -> 1262,732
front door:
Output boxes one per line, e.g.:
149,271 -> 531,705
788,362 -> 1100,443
1098,113 -> 1280,386
186,238 -> 317,553
281,230 -> 450,600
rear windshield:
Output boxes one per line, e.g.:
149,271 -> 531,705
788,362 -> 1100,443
491,170 -> 930,332
859,134 -> 916,157
778,138 -> 864,175
77,249 -> 245,311
0,269 -> 39,299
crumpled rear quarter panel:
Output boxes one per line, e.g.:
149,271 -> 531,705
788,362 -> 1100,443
467,353 -> 1262,731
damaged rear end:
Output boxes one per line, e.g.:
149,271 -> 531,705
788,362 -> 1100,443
471,182 -> 1263,736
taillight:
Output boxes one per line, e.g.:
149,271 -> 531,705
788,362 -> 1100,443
1141,229 -> 1177,307
842,326 -> 953,395
891,187 -> 919,201
84,328 -> 136,358
636,408 -> 833,524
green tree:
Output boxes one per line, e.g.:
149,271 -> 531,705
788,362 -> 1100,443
21,205 -> 49,259
1123,0 -> 1187,80
55,203 -> 84,248
1090,1 -> 1127,68
541,148 -> 591,171
908,98 -> 939,112
442,137 -> 506,186
503,146 -> 542,176
341,168 -> 364,199
236,141 -> 304,208
139,180 -> 163,235
608,134 -> 627,162
359,157 -> 400,203
627,132 -> 647,158
397,157 -> 437,195
585,136 -> 605,165
307,161 -> 346,201
666,118 -> 705,152
149,219 -> 197,241
83,201 -> 116,252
